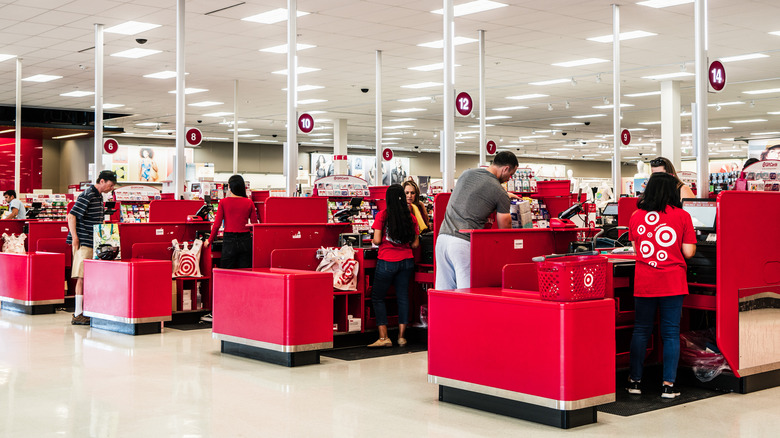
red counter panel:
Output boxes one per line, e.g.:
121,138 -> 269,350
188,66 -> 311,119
0,252 -> 65,305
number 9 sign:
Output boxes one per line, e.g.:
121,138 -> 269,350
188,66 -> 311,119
298,113 -> 314,133
456,91 -> 473,117
186,127 -> 203,147
621,129 -> 631,146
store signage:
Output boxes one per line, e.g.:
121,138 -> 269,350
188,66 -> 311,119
298,113 -> 314,133
186,127 -> 203,147
513,239 -> 523,249
456,91 -> 473,117
621,129 -> 631,146
333,155 -> 347,161
103,138 -> 119,154
382,148 -> 393,161
709,60 -> 726,92
486,140 -> 497,155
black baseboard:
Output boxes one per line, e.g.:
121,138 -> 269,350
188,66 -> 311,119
678,367 -> 780,394
221,340 -> 320,367
1,301 -> 56,315
90,317 -> 162,335
439,385 -> 597,429
332,326 -> 428,349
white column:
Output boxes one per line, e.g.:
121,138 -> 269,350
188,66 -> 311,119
284,0 -> 298,196
174,0 -> 186,199
660,81 -> 681,167
94,24 -> 104,173
611,4 -> 622,196
233,79 -> 238,175
375,50 -> 383,186
442,0 -> 455,192
478,29 -> 486,166
694,0 -> 709,198
333,118 -> 348,175
14,58 -> 21,193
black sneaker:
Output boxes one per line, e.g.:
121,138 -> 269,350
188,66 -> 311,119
661,384 -> 681,399
626,379 -> 641,395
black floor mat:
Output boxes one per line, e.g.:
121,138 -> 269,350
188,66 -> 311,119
598,368 -> 725,416
166,322 -> 212,331
321,343 -> 427,361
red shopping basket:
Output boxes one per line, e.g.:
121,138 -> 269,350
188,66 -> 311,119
535,254 -> 607,301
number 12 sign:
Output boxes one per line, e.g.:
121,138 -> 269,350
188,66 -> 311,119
709,60 -> 726,92
456,92 -> 473,117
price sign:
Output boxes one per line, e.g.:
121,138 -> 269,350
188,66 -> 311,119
621,129 -> 631,146
486,140 -> 497,155
186,127 -> 203,147
298,113 -> 314,133
456,91 -> 473,116
709,60 -> 726,92
103,138 -> 118,154
382,148 -> 393,161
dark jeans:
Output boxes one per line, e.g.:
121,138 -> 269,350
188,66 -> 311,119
220,232 -> 252,269
371,258 -> 414,327
629,295 -> 686,383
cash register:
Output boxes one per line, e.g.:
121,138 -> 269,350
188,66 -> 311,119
682,198 -> 717,284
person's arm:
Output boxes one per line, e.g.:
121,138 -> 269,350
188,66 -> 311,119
415,201 -> 431,229
206,200 -> 225,246
682,243 -> 696,259
67,213 -> 79,248
6,207 -> 18,220
249,200 -> 259,224
372,229 -> 382,246
496,212 -> 512,229
411,234 -> 420,249
507,192 -> 520,200
680,184 -> 695,199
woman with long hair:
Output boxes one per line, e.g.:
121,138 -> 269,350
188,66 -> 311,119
627,172 -> 696,399
649,157 -> 695,199
206,175 -> 258,269
368,184 -> 420,347
402,180 -> 430,232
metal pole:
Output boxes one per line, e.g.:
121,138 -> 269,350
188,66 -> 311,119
94,24 -> 104,174
695,0 -> 709,198
14,58 -> 21,193
375,50 -> 383,186
612,4 -> 622,196
233,79 -> 238,175
175,0 -> 186,199
442,0 -> 455,192
478,29 -> 486,166
285,0 -> 298,196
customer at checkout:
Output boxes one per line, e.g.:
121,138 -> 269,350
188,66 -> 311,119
650,156 -> 695,199
205,174 -> 258,269
402,180 -> 430,233
435,151 -> 518,290
627,172 -> 697,399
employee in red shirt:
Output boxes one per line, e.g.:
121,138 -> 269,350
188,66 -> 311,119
627,172 -> 697,399
206,175 -> 258,269
368,184 -> 420,348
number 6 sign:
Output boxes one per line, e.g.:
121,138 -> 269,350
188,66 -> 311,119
456,91 -> 473,117
186,127 -> 203,147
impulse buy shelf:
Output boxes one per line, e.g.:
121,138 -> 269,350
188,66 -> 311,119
312,175 -> 379,233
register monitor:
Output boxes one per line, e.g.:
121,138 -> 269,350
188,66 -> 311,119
682,199 -> 716,232
602,202 -> 618,217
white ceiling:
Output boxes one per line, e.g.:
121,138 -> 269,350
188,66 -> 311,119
2,0 -> 780,162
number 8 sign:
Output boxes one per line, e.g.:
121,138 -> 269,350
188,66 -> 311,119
186,127 -> 203,147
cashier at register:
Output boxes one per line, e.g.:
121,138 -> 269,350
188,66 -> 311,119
2,190 -> 26,220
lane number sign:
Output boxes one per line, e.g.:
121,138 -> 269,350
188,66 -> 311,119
298,113 -> 314,133
103,138 -> 118,154
486,140 -> 497,155
621,129 -> 631,146
186,128 -> 203,147
709,60 -> 726,92
382,148 -> 393,161
456,92 -> 473,116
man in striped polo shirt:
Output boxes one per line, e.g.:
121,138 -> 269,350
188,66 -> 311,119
67,170 -> 117,325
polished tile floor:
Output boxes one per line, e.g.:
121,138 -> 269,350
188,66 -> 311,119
1,310 -> 779,438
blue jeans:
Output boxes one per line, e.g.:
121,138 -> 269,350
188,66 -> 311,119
629,295 -> 685,383
371,258 -> 414,327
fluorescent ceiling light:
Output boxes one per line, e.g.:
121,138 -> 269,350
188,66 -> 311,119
298,99 -> 327,105
709,126 -> 733,130
520,135 -> 549,139
642,72 -> 694,80
409,63 -> 460,72
381,142 -> 398,145
587,30 -> 657,43
431,1 -> 508,16
188,101 -> 223,107
90,103 -> 124,109
550,122 -> 583,127
638,121 -> 662,125
681,111 -> 692,116
242,9 -> 309,24
309,133 -> 332,137
22,74 -> 62,83
384,125 -> 414,129
572,113 -> 607,119
144,71 -> 188,79
203,112 -> 234,117
389,118 -> 417,122
307,111 -> 327,115
529,78 -> 571,86
719,53 -> 769,63
767,111 -> 780,115
283,85 -> 324,92
382,137 -> 402,141
0,129 -> 15,134
272,67 -> 320,75
135,122 -> 158,127
418,36 -> 478,49
708,101 -> 743,107
729,119 -> 767,123
219,120 -> 246,125
624,91 -> 661,97
260,43 -> 316,53
227,128 -> 253,132
506,94 -> 548,100
468,124 -> 494,128
398,97 -> 431,102
0,54 -> 16,62
253,139 -> 279,143
751,131 -> 780,136
168,88 -> 208,95
637,0 -> 694,8
154,129 -> 175,133
552,58 -> 608,68
105,21 -> 160,35
390,108 -> 427,113
551,148 -> 574,151
52,133 -> 89,140
631,128 -> 649,131
238,134 -> 260,138
592,103 -> 635,109
744,88 -> 780,95
401,82 -> 442,89
60,90 -> 94,97
484,116 -> 511,120
538,151 -> 557,155
110,48 -> 161,59
493,106 -> 528,111
204,137 -> 229,141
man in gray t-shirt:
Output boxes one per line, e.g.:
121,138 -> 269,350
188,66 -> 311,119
435,151 -> 518,290
3,190 -> 26,220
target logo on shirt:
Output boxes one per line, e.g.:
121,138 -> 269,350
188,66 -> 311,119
632,211 -> 679,265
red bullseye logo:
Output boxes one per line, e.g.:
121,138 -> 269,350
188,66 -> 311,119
657,250 -> 668,261
176,254 -> 198,276
640,241 -> 655,258
655,226 -> 677,247
645,211 -> 659,226
637,225 -> 646,235
584,273 -> 594,288
649,261 -> 658,267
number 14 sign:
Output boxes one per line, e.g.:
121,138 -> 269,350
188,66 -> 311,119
709,60 -> 726,93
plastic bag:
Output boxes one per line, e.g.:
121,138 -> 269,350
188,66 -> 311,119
680,329 -> 730,382
171,239 -> 203,277
1,233 -> 26,254
419,304 -> 428,328
316,245 -> 359,291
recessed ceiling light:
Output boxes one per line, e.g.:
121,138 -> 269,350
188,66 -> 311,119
242,8 -> 309,24
260,43 -> 316,53
390,108 -> 427,113
401,82 -> 442,89
397,97 -> 430,102
538,151 -> 557,155
750,131 -> 780,136
572,114 -> 607,118
637,0 -> 694,8
431,1 -> 508,17
506,94 -> 548,100
144,71 -> 189,79
22,74 -> 62,83
624,91 -> 661,97
592,103 -> 635,109
227,128 -> 253,132
52,132 -> 89,140
551,148 -> 574,151
744,88 -> 780,95
0,54 -> 17,62
168,88 -> 208,95
493,106 -> 529,111
60,90 -> 94,97
204,137 -> 230,141
484,116 -> 511,120
707,101 -> 743,107
768,111 -> 780,115
729,119 -> 767,123
298,99 -> 327,105
642,72 -> 695,80
272,67 -> 320,75
104,21 -> 161,35
135,122 -> 159,127
90,103 -> 124,109
708,126 -> 733,130
238,134 -> 260,138
528,78 -> 571,86
418,36 -> 478,49
552,58 -> 609,68
409,63 -> 460,72
630,128 -> 649,131
638,121 -> 662,125
110,48 -> 161,59
520,135 -> 549,139
719,53 -> 769,63
203,112 -> 234,117
550,123 -> 583,127
188,101 -> 223,107
309,133 -> 332,137
383,125 -> 414,129
587,30 -> 657,43
390,118 -> 417,122
282,85 -> 324,92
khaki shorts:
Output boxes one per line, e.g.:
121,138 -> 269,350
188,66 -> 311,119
71,246 -> 94,279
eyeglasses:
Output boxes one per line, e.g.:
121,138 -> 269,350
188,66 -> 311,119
649,158 -> 666,167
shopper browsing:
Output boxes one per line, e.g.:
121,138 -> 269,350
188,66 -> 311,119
649,157 -> 695,199
205,175 -> 258,269
435,151 -> 518,290
368,184 -> 420,348
2,190 -> 26,220
627,172 -> 697,399
402,180 -> 430,233
66,170 -> 117,325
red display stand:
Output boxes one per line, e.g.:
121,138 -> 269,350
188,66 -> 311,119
212,267 -> 334,367
263,197 -> 328,223
0,252 -> 65,314
83,259 -> 172,335
428,287 -> 615,428
148,199 -> 205,222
